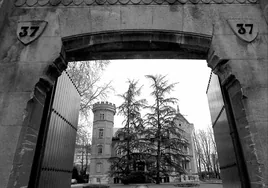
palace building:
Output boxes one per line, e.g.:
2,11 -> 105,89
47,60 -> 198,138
89,101 -> 197,184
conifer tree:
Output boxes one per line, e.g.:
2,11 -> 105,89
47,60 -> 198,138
144,75 -> 189,184
109,80 -> 146,181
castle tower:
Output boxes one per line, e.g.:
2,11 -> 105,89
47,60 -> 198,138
89,102 -> 116,184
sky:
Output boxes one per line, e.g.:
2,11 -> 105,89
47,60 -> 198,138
98,59 -> 212,131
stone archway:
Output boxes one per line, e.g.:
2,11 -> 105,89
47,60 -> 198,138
0,1 -> 267,188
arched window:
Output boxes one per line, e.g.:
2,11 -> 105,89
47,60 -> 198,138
97,145 -> 103,155
116,149 -> 122,156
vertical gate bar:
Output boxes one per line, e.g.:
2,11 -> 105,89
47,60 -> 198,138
55,117 -> 60,173
53,73 -> 61,111
39,171 -> 44,188
64,72 -> 68,118
49,114 -> 56,174
53,171 -> 57,188
60,120 -> 66,172
71,127 -> 75,168
66,96 -> 70,176
62,123 -> 66,172
69,127 -> 74,170
66,124 -> 69,169
55,75 -> 62,173
60,72 -> 64,118
45,113 -> 55,168
46,171 -> 50,188
41,113 -> 50,168
53,115 -> 60,174
68,126 -> 72,170
68,127 -> 72,170
62,120 -> 67,171
62,73 -> 67,172
55,171 -> 58,188
75,95 -> 80,128
57,116 -> 62,172
68,78 -> 71,123
70,76 -> 74,121
58,76 -> 65,174
57,72 -> 64,113
60,74 -> 65,173
67,73 -> 71,121
55,74 -> 62,188
64,72 -> 68,120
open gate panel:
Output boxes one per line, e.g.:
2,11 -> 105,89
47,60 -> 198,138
38,71 -> 80,188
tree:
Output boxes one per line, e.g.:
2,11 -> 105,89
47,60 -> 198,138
67,60 -> 113,157
207,126 -> 220,179
67,60 -> 113,119
199,129 -> 212,174
193,127 -> 220,179
76,123 -> 91,175
109,80 -> 146,181
144,74 -> 188,184
193,131 -> 203,175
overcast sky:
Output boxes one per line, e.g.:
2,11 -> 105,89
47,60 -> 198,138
98,59 -> 212,130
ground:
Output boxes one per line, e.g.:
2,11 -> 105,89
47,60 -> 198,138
109,183 -> 222,188
72,183 -> 223,188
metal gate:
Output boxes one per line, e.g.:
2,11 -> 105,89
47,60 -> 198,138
206,73 -> 249,187
36,71 -> 80,188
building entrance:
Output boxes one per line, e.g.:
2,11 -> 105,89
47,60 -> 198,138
0,1 -> 267,187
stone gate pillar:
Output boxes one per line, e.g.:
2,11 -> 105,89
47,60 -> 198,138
207,7 -> 268,187
0,4 -> 64,188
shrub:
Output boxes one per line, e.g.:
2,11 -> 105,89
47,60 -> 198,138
174,182 -> 200,187
121,171 -> 146,184
83,185 -> 110,188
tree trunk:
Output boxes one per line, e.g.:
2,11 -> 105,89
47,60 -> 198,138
198,157 -> 201,174
156,99 -> 161,184
81,150 -> 84,174
126,107 -> 130,176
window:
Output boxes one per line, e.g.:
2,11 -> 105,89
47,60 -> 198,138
99,128 -> 104,139
96,178 -> 101,182
116,149 -> 122,156
96,163 -> 102,173
184,146 -> 188,154
97,145 -> 103,155
182,160 -> 188,170
114,178 -> 120,184
100,113 -> 104,120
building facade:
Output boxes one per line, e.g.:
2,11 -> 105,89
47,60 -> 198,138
173,111 -> 198,182
89,102 -> 116,184
90,102 -> 197,184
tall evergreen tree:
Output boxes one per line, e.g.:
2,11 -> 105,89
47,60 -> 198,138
144,75 -> 189,184
109,80 -> 146,181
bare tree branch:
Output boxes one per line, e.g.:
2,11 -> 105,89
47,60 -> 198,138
67,60 -> 114,120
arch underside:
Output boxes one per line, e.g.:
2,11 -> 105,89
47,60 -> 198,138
63,30 -> 212,61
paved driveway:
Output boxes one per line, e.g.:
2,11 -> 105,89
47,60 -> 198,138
110,183 -> 222,188
72,183 -> 223,188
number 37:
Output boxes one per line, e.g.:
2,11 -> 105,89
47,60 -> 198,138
236,24 -> 253,35
19,26 -> 39,37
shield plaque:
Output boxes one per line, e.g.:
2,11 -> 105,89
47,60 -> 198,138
17,21 -> 48,45
228,18 -> 258,42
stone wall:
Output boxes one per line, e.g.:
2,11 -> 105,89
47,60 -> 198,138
0,2 -> 267,188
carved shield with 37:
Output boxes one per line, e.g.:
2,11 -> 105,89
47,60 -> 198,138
228,19 -> 258,43
17,21 -> 48,45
